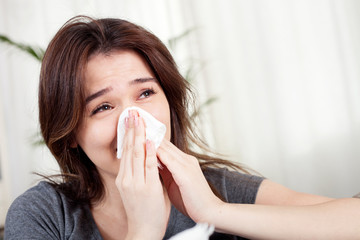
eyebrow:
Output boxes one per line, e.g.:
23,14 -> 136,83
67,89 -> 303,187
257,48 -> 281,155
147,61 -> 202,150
85,87 -> 113,104
85,77 -> 157,104
129,77 -> 157,85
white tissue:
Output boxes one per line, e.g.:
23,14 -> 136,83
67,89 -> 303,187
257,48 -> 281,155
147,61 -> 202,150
116,106 -> 166,159
168,223 -> 215,240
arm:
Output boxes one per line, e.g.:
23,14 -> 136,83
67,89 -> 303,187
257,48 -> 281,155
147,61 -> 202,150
256,179 -> 333,206
209,197 -> 360,239
157,140 -> 360,239
207,180 -> 360,239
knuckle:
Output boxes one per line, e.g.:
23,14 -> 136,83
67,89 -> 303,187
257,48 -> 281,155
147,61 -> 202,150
146,160 -> 157,170
133,147 -> 144,159
123,144 -> 133,154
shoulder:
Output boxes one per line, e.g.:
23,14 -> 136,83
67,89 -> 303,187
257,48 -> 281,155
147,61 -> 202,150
11,181 -> 63,207
5,181 -> 101,239
6,181 -> 63,222
203,167 -> 264,204
5,181 -> 63,238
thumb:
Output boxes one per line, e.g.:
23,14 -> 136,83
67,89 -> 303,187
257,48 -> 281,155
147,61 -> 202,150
159,166 -> 189,217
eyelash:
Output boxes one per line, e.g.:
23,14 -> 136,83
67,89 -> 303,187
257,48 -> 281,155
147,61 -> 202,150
90,88 -> 156,115
91,103 -> 112,115
139,88 -> 156,99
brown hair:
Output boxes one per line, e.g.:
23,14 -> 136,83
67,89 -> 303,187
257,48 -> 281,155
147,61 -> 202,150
39,16 -> 248,204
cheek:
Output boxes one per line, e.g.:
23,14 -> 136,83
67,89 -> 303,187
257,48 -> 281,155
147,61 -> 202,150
76,120 -> 117,155
144,106 -> 171,140
158,109 -> 171,141
164,117 -> 171,141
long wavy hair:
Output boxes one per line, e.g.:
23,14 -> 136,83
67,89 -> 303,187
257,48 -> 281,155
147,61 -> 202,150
39,16 -> 248,204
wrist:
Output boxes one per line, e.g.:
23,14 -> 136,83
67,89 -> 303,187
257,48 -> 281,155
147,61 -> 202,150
198,199 -> 227,225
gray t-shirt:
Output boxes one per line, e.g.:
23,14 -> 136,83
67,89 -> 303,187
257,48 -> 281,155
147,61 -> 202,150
5,168 -> 263,239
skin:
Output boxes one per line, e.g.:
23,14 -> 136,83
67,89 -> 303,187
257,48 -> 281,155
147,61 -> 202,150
75,50 -> 360,239
75,50 -> 171,239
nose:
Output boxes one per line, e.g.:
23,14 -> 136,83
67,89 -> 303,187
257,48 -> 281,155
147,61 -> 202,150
116,101 -> 133,118
115,103 -> 142,125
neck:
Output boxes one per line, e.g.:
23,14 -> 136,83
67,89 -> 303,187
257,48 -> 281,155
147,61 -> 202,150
91,173 -> 126,217
90,174 -> 129,240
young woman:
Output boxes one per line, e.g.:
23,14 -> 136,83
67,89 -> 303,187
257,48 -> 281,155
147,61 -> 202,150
5,16 -> 360,240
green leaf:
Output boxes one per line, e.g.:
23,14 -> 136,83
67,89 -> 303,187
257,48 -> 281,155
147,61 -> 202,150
29,132 -> 45,146
0,34 -> 44,61
191,96 -> 218,119
167,27 -> 198,51
183,59 -> 206,83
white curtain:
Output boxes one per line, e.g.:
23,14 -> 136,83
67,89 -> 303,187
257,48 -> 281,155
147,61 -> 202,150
1,1 -> 360,224
188,0 -> 360,198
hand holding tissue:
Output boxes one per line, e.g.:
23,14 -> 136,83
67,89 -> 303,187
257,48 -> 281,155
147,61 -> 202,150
116,106 -> 166,159
117,107 -> 215,239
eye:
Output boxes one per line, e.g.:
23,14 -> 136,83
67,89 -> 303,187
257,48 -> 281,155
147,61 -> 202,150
91,103 -> 113,115
139,88 -> 156,99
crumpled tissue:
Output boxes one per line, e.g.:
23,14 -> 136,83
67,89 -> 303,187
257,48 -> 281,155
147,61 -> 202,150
116,106 -> 166,159
168,223 -> 215,240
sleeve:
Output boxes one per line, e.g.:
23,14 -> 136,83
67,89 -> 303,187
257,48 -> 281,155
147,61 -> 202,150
4,182 -> 65,240
223,169 -> 264,204
204,168 -> 264,204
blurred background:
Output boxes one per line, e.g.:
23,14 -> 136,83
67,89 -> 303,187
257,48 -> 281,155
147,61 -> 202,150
1,0 -> 360,227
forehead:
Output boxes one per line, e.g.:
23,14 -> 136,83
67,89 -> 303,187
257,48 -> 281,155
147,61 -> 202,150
83,50 -> 154,90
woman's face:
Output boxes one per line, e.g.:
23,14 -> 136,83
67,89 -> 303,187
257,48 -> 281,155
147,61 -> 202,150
75,50 -> 171,179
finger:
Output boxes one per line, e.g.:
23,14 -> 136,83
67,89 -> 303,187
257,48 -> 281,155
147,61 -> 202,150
157,140 -> 186,169
118,116 -> 129,178
157,139 -> 200,184
133,113 -> 146,182
157,144 -> 184,184
145,139 -> 160,183
122,111 -> 136,178
116,115 -> 135,190
159,139 -> 188,160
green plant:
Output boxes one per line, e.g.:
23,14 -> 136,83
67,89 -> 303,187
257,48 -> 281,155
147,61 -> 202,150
0,34 -> 45,146
166,28 -> 217,119
0,34 -> 44,61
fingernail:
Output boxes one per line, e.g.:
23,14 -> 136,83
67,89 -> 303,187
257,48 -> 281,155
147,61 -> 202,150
124,117 -> 129,128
